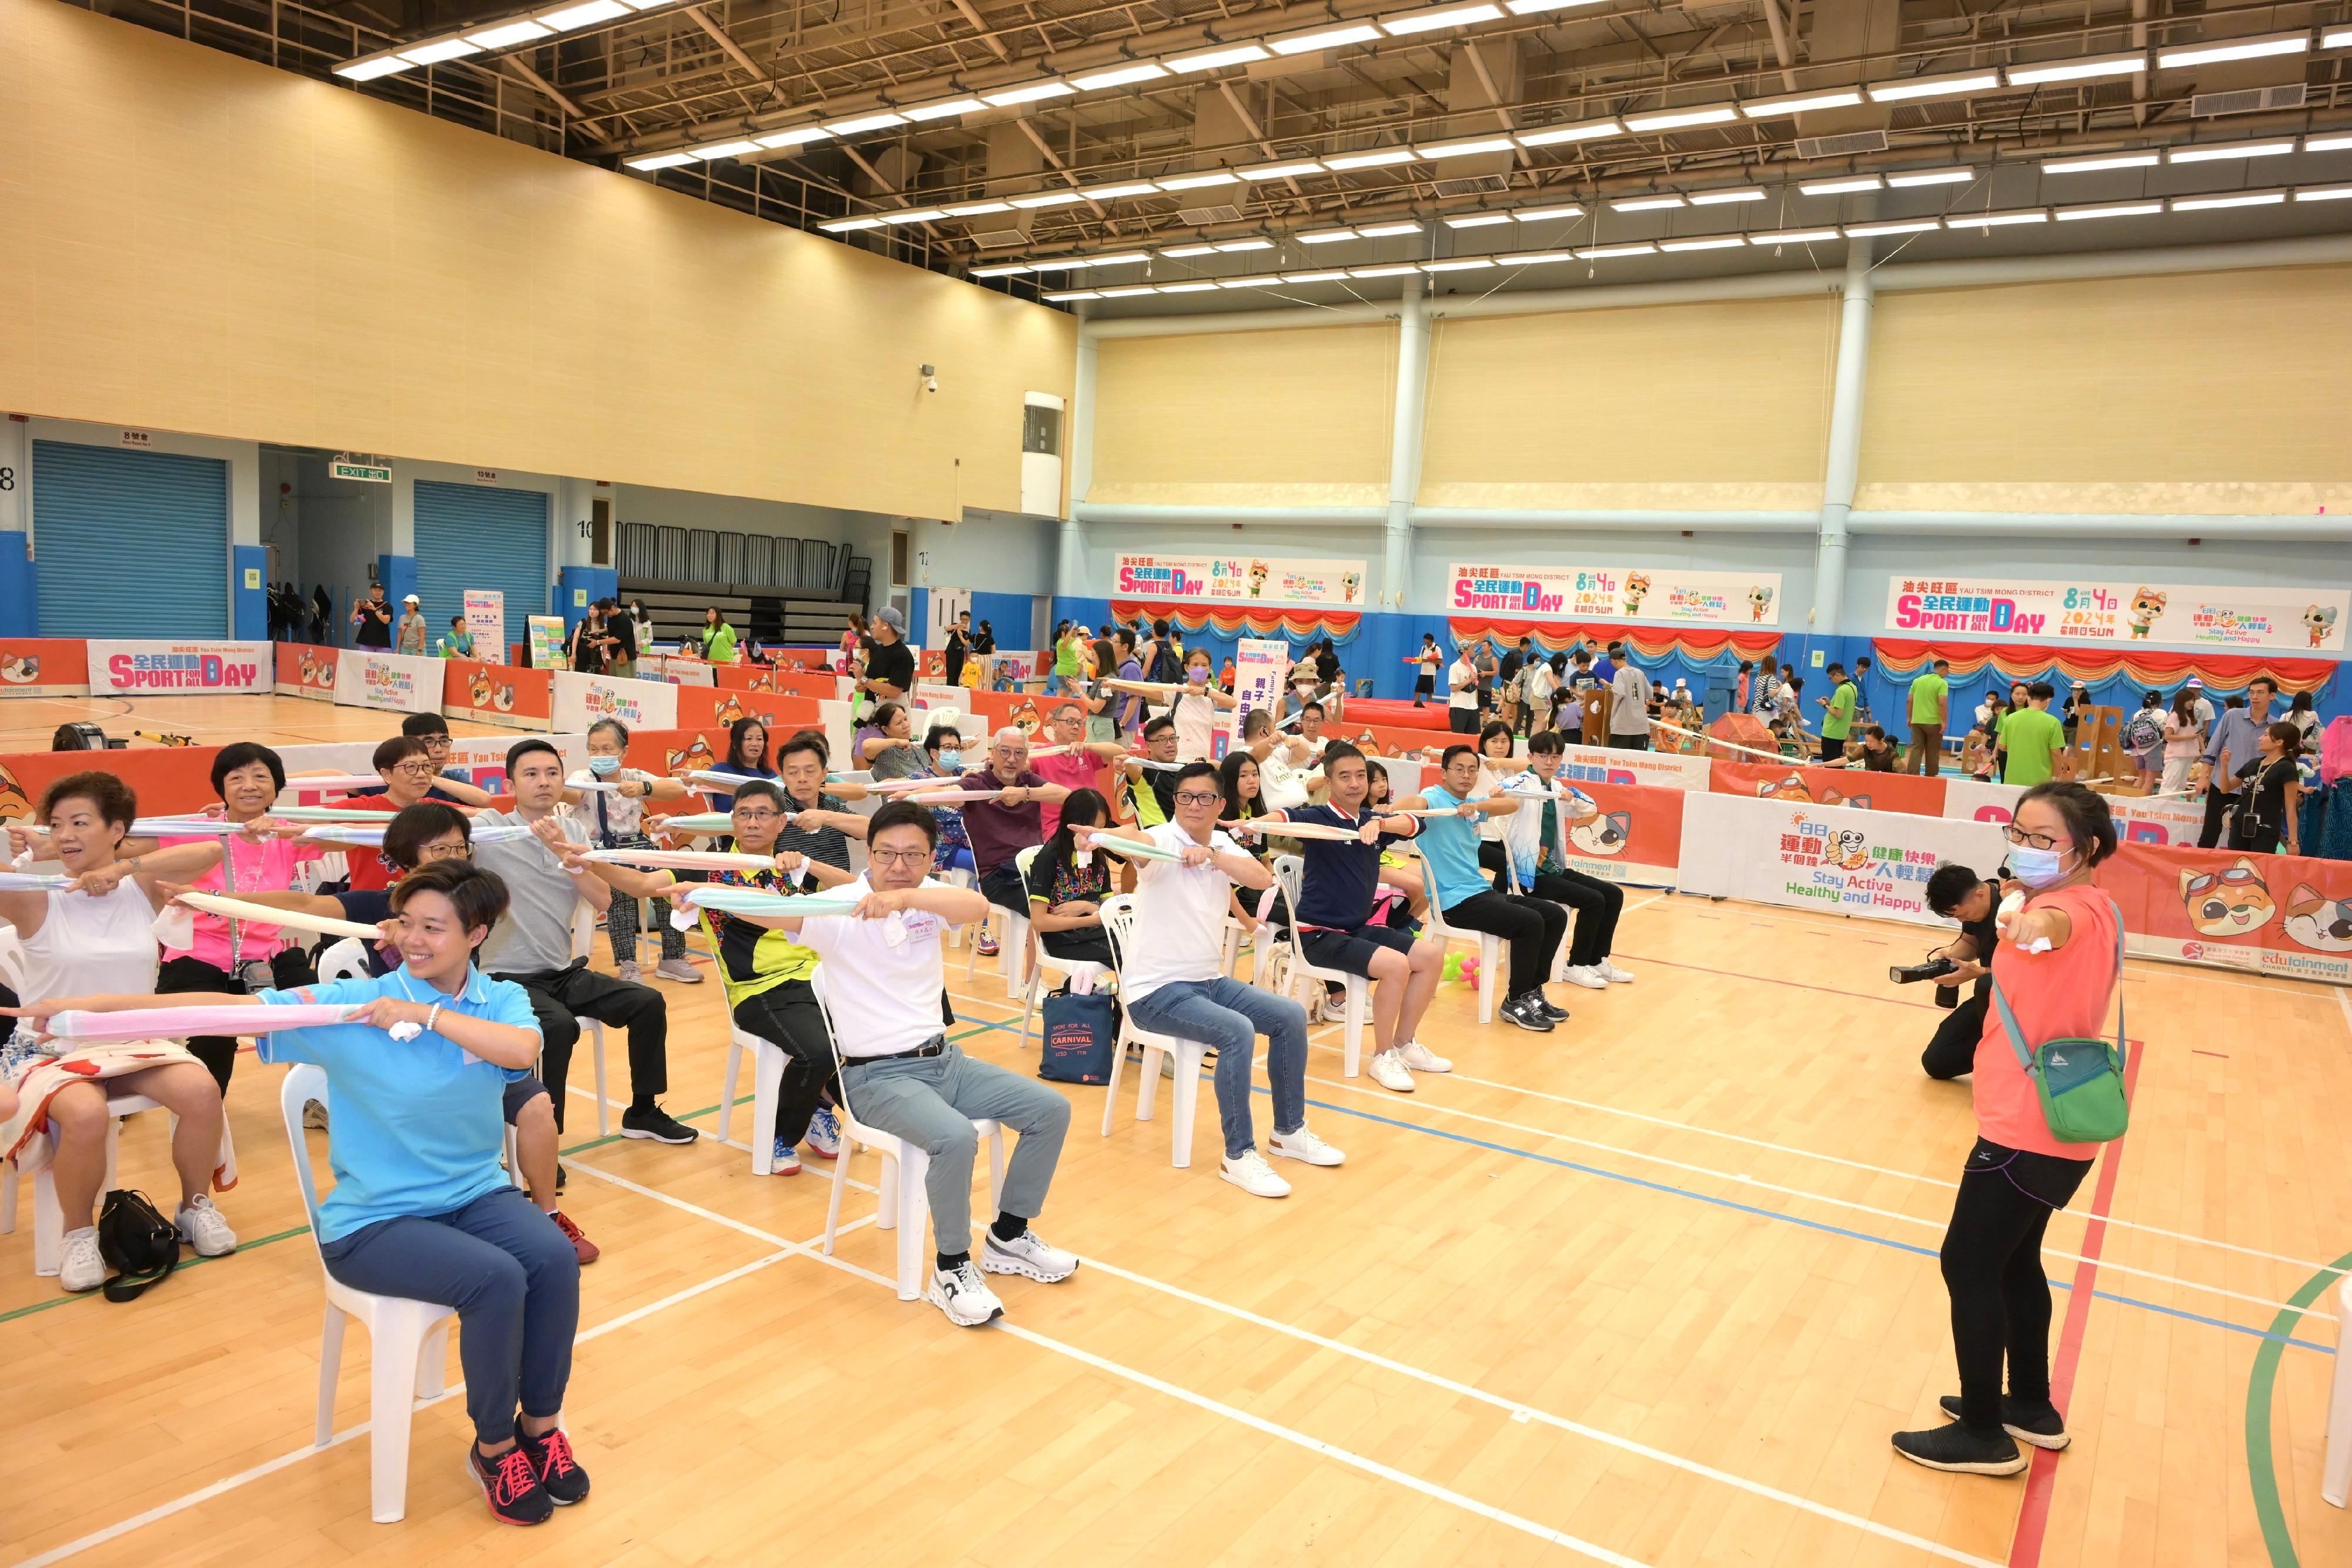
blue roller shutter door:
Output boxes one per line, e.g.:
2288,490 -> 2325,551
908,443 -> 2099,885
32,441 -> 228,637
412,481 -> 549,657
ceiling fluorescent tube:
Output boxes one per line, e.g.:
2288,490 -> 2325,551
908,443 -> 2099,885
2004,51 -> 2145,85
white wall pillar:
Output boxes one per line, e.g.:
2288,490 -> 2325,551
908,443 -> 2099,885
1382,276 -> 1430,611
1815,239 -> 1875,638
1058,312 -> 1098,599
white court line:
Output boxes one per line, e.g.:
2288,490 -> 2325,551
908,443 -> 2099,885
2340,987 -> 2352,1042
1299,1071 -> 2319,1319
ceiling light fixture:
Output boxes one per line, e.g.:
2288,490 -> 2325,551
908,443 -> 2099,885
2296,183 -> 2352,200
1348,263 -> 1422,276
1623,105 -> 1738,131
1072,62 -> 1170,90
2042,151 -> 2159,172
755,125 -> 833,147
1043,290 -> 1100,301
1512,203 -> 1585,219
817,216 -> 884,232
943,200 -> 1014,216
1867,71 -> 2000,102
398,38 -> 482,63
1381,3 -> 1504,36
2156,31 -> 2310,68
1444,212 -> 1514,227
969,263 -> 1031,276
1269,22 -> 1382,54
1355,220 -> 1424,236
878,208 -> 946,224
1078,182 -> 1161,199
1160,245 -> 1217,256
824,112 -> 908,135
464,20 -> 551,47
1238,161 -> 1326,180
1843,218 -> 1940,236
2171,189 -> 2287,209
1738,88 -> 1862,116
1418,136 -> 1517,158
2003,51 -> 2146,84
1217,273 -> 1288,287
1168,42 -> 1271,71
1799,175 -> 1883,193
536,0 -> 628,29
1510,250 -> 1581,263
1658,236 -> 1747,251
1688,186 -> 1766,204
1422,258 -> 1496,270
2168,139 -> 2294,162
902,97 -> 987,121
687,139 -> 759,160
1157,281 -> 1221,292
1325,147 -> 1418,169
1213,239 -> 1274,251
624,151 -> 696,169
1516,118 -> 1623,146
1748,227 -> 1841,243
981,81 -> 1075,106
1576,242 -> 1658,257
2307,133 -> 2352,152
1943,208 -> 2047,226
1281,270 -> 1352,282
2055,200 -> 2164,220
1610,193 -> 1685,210
1008,190 -> 1085,208
333,54 -> 412,79
1299,228 -> 1361,243
1887,166 -> 1976,186
1155,171 -> 1240,190
1098,285 -> 1157,297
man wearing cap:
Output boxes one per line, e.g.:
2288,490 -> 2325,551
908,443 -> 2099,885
396,593 -> 429,655
860,606 -> 916,704
352,582 -> 394,650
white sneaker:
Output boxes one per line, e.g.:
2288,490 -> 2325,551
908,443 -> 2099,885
927,1260 -> 1005,1326
981,1228 -> 1080,1283
1367,1048 -> 1415,1093
654,957 -> 703,984
1599,959 -> 1635,984
176,1195 -> 237,1258
1399,1040 -> 1453,1074
803,1105 -> 841,1159
767,1137 -> 802,1175
1268,1125 -> 1346,1167
1560,964 -> 1610,990
1220,1149 -> 1292,1199
615,961 -> 643,985
60,1226 -> 105,1292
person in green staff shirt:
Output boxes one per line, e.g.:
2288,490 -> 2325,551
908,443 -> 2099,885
1906,657 -> 1951,775
1817,661 -> 1857,765
700,607 -> 737,665
1998,681 -> 2069,786
439,615 -> 475,659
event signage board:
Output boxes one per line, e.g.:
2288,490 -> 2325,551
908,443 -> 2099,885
552,670 -> 681,733
1227,637 -> 1289,755
1676,791 -> 2008,927
1448,565 -> 1782,627
1546,739 -> 1714,792
527,616 -> 567,670
1535,780 -> 1686,888
2099,842 -> 2352,986
275,643 -> 338,700
333,649 -> 440,715
1885,577 -> 2350,653
87,640 -> 269,695
0,638 -> 92,698
1940,775 -> 2208,847
440,658 -> 553,728
462,591 -> 504,662
1114,554 -> 1368,608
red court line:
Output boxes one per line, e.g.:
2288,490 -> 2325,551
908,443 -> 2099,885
2007,1040 -> 2144,1567
1614,951 -> 1947,1011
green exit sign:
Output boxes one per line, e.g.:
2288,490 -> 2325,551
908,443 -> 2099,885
330,458 -> 391,484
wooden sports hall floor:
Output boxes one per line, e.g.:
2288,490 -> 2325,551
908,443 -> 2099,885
3,694 -> 2349,1568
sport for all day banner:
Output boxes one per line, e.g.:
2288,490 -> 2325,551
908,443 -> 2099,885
1449,565 -> 1783,627
334,649 -> 441,715
440,658 -> 553,729
1227,637 -> 1289,754
1114,554 -> 1368,608
463,591 -> 505,663
552,670 -> 681,733
0,638 -> 91,698
86,641 -> 269,696
2099,842 -> 2352,985
1677,790 -> 2008,927
275,643 -> 337,700
1886,577 -> 2350,653
1709,759 -> 1950,818
1941,775 -> 2207,848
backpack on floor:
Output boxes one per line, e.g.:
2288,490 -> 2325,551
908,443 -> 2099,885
97,1188 -> 181,1303
1039,989 -> 1120,1085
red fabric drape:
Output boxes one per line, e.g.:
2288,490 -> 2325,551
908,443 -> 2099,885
1871,637 -> 2338,691
1448,616 -> 1782,663
1110,599 -> 1362,641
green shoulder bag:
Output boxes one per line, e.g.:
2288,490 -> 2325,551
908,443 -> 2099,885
1988,909 -> 2130,1145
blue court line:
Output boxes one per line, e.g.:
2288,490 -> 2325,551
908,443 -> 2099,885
1267,1091 -> 2338,1356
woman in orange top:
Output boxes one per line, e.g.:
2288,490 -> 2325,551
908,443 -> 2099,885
1893,781 -> 2121,1476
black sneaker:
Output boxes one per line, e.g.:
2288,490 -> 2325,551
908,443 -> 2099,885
467,1440 -> 554,1524
554,1162 -> 566,1193
1501,994 -> 1555,1033
620,1104 -> 698,1144
1891,1422 -> 2028,1475
1937,1394 -> 2071,1450
1535,994 -> 1571,1022
519,1423 -> 592,1505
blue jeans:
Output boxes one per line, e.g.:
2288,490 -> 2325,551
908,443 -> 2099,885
1126,977 -> 1308,1159
320,1186 -> 580,1446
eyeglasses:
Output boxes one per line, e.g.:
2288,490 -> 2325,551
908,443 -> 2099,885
871,848 -> 931,866
734,808 -> 783,824
422,735 -> 452,750
2000,823 -> 2069,851
1174,791 -> 1224,807
420,841 -> 471,860
393,763 -> 437,779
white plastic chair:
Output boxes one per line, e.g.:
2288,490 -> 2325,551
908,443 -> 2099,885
960,883 -> 1030,998
1012,844 -> 1110,1049
715,1024 -> 791,1176
1416,841 -> 1502,1024
2327,1273 -> 2352,1507
810,969 -> 1003,1300
570,907 -> 610,1136
279,1062 -> 459,1525
1098,895 -> 1215,1169
938,865 -> 974,950
1271,854 -> 1367,1077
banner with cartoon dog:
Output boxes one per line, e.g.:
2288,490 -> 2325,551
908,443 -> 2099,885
2097,842 -> 2352,985
0,638 -> 91,698
275,643 -> 338,701
1708,759 -> 1949,818
552,670 -> 680,733
1678,791 -> 2008,926
1885,577 -> 2349,653
440,658 -> 553,729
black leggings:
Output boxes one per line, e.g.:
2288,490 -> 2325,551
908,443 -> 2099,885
1475,841 -> 1625,967
157,950 -> 316,1094
1440,889 -> 1565,998
1941,1138 -> 2093,1433
729,979 -> 835,1146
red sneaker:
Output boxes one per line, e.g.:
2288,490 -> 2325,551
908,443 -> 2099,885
467,1441 -> 553,1525
549,1209 -> 600,1265
519,1424 -> 592,1505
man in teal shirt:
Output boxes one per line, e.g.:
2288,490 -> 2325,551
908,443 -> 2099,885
1818,662 -> 1857,764
1906,658 -> 1951,775
1999,681 -> 2068,785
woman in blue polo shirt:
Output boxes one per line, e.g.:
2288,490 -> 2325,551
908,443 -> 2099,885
18,860 -> 590,1528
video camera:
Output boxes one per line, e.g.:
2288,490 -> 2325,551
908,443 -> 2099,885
1890,954 -> 1962,1009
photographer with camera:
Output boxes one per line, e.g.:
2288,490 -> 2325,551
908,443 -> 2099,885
1906,863 -> 2003,1080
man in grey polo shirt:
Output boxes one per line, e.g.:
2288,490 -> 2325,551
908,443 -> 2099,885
2196,675 -> 2276,850
477,738 -> 694,1143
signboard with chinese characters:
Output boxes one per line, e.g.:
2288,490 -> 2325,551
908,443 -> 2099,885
1885,577 -> 2347,653
1114,554 -> 1367,607
1448,565 -> 1782,626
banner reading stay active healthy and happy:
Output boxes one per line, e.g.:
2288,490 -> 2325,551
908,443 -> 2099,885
1115,554 -> 1367,608
333,648 -> 441,716
1449,565 -> 1783,627
1886,577 -> 2349,653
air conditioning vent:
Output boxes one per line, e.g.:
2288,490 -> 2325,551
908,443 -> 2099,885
1795,130 -> 1890,160
1431,173 -> 1510,198
968,228 -> 1027,249
1178,203 -> 1244,225
2191,83 -> 2306,117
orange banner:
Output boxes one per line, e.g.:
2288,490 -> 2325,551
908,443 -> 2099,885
711,664 -> 841,701
441,659 -> 553,727
674,685 -> 824,734
1539,779 -> 1684,887
273,643 -> 338,701
2099,841 -> 2352,986
0,638 -> 92,698
0,745 -> 221,820
1709,758 -> 1949,817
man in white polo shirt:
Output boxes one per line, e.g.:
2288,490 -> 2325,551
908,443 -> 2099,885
789,800 -> 1076,1329
1087,761 -> 1345,1199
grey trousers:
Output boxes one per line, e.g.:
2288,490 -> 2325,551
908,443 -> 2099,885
841,1045 -> 1070,1254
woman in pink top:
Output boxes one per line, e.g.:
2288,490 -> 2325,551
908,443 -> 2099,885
154,743 -> 324,1091
1893,781 -> 2121,1477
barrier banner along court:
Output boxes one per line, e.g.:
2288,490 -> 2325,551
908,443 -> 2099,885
334,649 -> 442,715
88,640 -> 269,694
1449,565 -> 1783,626
1676,791 -> 2008,927
1886,577 -> 2350,652
2098,842 -> 2352,985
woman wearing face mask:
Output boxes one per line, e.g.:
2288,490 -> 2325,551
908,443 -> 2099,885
628,600 -> 654,656
1892,781 -> 2121,1477
915,726 -> 975,874
152,742 -> 327,1092
567,719 -> 694,984
1166,648 -> 1238,762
